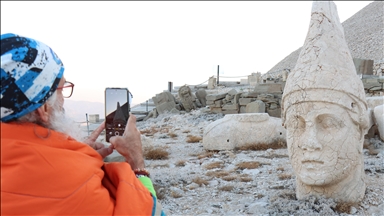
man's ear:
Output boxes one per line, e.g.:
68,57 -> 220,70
36,103 -> 50,123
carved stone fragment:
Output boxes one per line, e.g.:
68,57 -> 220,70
281,1 -> 370,203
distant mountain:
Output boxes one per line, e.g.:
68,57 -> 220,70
266,1 -> 384,75
64,100 -> 104,122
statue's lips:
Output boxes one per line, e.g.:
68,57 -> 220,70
301,159 -> 324,169
302,160 -> 324,164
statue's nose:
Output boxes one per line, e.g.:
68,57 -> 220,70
300,125 -> 322,151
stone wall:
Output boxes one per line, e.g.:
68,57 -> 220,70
206,83 -> 283,118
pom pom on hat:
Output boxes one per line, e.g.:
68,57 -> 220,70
1,33 -> 64,122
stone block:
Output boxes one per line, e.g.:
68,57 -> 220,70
254,83 -> 282,93
374,105 -> 384,141
205,90 -> 219,94
246,100 -> 265,113
248,75 -> 258,85
257,94 -> 275,101
240,79 -> 248,84
152,91 -> 175,105
267,108 -> 281,118
249,82 -> 258,87
233,93 -> 241,105
214,100 -> 223,107
208,77 -> 216,89
227,89 -> 238,96
368,108 -> 375,128
206,100 -> 215,105
206,93 -> 227,101
269,102 -> 278,110
203,113 -> 286,150
222,104 -> 239,110
239,98 -> 254,105
366,96 -> 384,109
239,106 -> 247,113
88,114 -> 100,123
157,101 -> 177,114
222,110 -> 238,115
195,89 -> 207,107
363,78 -> 379,83
353,58 -> 374,75
210,107 -> 222,114
242,91 -> 259,98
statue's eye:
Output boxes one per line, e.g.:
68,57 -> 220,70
286,115 -> 305,132
317,115 -> 343,129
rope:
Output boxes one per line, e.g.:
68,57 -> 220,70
185,74 -> 251,86
184,78 -> 210,87
218,75 -> 249,78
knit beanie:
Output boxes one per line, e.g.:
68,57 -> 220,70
1,33 -> 64,122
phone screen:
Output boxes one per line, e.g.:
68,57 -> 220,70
105,88 -> 130,142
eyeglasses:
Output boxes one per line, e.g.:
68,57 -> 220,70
56,81 -> 74,98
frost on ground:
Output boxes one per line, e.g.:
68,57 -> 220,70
132,108 -> 384,215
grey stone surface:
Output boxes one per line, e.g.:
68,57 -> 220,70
158,101 -> 177,114
374,105 -> 384,141
227,89 -> 238,96
203,113 -> 286,150
195,89 -> 207,107
222,104 -> 239,111
245,100 -> 265,113
152,91 -> 175,106
206,93 -> 227,101
239,98 -> 254,105
254,83 -> 282,93
178,85 -> 197,112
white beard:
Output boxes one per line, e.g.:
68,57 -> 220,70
47,104 -> 84,141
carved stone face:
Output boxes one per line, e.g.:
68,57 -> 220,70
285,102 -> 361,186
180,86 -> 190,97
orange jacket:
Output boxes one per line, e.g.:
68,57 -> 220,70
1,122 -> 163,215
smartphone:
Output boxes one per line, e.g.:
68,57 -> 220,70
105,87 -> 131,142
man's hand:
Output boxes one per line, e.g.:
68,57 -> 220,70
109,114 -> 145,170
83,120 -> 114,159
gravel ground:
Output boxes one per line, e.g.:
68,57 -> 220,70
95,4 -> 384,214
116,108 -> 384,216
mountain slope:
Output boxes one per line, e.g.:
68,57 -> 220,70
266,1 -> 384,75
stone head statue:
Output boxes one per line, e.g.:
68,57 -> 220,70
281,1 -> 369,203
178,85 -> 192,98
178,85 -> 196,112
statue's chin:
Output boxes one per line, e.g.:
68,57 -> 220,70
297,173 -> 335,187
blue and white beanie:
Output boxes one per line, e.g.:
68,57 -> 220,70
1,33 -> 64,122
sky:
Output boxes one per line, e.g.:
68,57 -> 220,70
1,1 -> 373,105
105,88 -> 130,115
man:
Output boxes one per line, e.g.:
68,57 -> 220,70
1,33 -> 165,215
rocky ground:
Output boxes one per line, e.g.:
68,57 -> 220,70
99,108 -> 384,216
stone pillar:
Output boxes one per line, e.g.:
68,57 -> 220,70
208,77 -> 217,89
